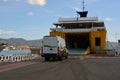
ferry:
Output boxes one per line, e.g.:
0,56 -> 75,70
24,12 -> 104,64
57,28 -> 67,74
49,1 -> 106,54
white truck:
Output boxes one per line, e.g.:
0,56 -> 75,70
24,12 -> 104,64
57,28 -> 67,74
41,36 -> 68,61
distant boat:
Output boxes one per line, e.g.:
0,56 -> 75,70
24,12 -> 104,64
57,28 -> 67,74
0,42 -> 7,52
2,48 -> 9,51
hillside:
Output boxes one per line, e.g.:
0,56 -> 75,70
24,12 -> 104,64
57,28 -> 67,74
0,38 -> 42,47
0,38 -> 119,49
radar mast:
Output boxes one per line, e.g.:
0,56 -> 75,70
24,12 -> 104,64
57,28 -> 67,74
82,0 -> 85,12
77,0 -> 88,17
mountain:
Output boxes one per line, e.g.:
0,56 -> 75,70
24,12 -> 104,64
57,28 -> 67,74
27,39 -> 42,46
0,38 -> 119,49
0,38 -> 42,47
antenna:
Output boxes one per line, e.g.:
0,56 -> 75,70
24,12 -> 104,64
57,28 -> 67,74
82,0 -> 85,12
76,0 -> 88,17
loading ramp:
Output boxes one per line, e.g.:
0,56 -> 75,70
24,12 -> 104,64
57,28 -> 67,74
68,48 -> 86,55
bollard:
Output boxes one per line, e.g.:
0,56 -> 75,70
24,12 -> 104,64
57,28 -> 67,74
16,55 -> 20,62
29,54 -> 32,60
21,54 -> 23,61
12,54 -> 17,62
22,55 -> 26,61
12,56 -> 16,62
18,55 -> 21,61
26,54 -> 29,60
8,56 -> 12,62
1,55 -> 5,61
4,56 -> 9,62
28,54 -> 31,60
24,54 -> 27,61
31,54 -> 35,59
20,56 -> 22,61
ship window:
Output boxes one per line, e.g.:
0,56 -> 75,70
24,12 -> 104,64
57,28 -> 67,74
86,23 -> 92,28
93,23 -> 104,27
95,37 -> 101,46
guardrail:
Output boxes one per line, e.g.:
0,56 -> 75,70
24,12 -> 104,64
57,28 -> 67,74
0,53 -> 40,63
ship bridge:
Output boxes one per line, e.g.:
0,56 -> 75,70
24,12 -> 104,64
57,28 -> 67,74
51,17 -> 106,33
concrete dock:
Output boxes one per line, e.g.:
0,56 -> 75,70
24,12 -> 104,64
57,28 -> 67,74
0,56 -> 120,80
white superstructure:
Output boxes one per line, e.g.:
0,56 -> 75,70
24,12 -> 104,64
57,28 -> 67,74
51,17 -> 106,33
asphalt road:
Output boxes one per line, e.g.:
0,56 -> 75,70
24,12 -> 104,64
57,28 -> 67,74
0,57 -> 120,80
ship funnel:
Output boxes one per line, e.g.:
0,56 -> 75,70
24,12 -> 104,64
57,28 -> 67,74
77,11 -> 88,17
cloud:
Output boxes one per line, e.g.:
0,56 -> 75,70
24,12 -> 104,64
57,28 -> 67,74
28,12 -> 34,16
28,0 -> 46,6
105,17 -> 112,21
0,30 -> 16,34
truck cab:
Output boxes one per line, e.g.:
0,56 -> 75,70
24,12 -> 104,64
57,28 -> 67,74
41,36 -> 68,61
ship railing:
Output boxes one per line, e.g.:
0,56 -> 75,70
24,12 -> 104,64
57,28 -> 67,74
50,28 -> 92,32
91,27 -> 106,31
50,27 -> 106,32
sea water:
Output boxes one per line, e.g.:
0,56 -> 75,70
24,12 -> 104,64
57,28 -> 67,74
0,50 -> 31,56
0,49 -> 85,56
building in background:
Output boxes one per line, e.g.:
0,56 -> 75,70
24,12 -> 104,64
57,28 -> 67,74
17,45 -> 30,50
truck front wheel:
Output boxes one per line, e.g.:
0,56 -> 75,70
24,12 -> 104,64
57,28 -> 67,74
58,56 -> 62,61
65,56 -> 68,59
65,53 -> 68,59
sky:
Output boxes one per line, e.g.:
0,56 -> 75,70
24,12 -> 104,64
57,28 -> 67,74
0,0 -> 120,42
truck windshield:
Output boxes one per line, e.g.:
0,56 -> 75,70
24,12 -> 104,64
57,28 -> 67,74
43,37 -> 58,47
